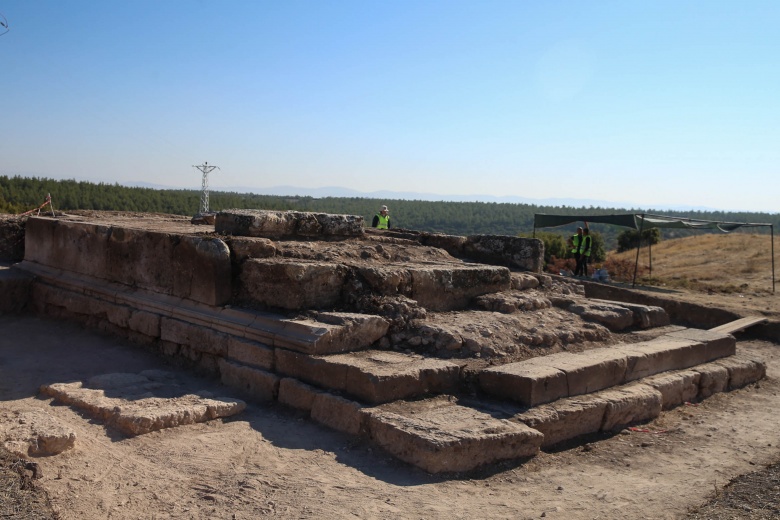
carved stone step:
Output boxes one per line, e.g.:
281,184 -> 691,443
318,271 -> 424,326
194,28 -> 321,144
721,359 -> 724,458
275,349 -> 460,404
479,328 -> 735,406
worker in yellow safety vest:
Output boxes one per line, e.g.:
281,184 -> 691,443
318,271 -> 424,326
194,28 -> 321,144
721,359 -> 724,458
372,205 -> 391,230
574,223 -> 592,277
569,226 -> 584,269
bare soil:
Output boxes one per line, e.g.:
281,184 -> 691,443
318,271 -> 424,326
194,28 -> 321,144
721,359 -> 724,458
2,212 -> 780,519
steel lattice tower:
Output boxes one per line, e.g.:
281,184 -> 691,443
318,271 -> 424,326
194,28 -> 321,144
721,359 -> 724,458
192,162 -> 220,214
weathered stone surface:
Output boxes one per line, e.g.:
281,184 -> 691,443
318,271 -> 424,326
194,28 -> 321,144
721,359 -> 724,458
161,317 -> 229,357
569,301 -> 634,331
239,259 -> 349,310
218,359 -> 279,401
365,396 -> 543,473
1,409 -> 76,456
227,337 -> 274,370
515,395 -> 608,448
23,218 -> 232,305
479,362 -> 568,407
128,310 -> 161,338
0,267 -> 33,313
644,370 -> 701,409
617,338 -> 708,381
462,235 -> 544,273
40,372 -> 246,436
714,354 -> 767,390
511,273 -> 541,290
277,314 -> 390,355
0,215 -> 25,262
216,209 -> 364,239
587,299 -> 670,329
418,233 -> 467,256
694,364 -> 729,398
276,350 -> 459,404
543,349 -> 628,397
410,266 -> 511,311
278,378 -> 320,412
664,328 -> 736,361
473,292 -> 551,314
227,237 -> 277,261
311,392 -> 366,436
600,384 -> 663,432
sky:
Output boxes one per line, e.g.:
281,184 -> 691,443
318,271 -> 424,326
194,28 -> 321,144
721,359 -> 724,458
1,1 -> 779,212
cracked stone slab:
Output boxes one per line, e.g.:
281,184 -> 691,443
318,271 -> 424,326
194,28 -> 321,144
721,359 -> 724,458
364,396 -> 543,473
40,371 -> 245,436
1,409 -> 76,456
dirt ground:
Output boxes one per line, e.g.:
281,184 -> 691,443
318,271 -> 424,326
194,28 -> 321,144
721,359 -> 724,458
0,302 -> 778,519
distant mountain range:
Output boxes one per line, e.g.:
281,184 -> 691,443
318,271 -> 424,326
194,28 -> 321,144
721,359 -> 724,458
124,182 -> 720,213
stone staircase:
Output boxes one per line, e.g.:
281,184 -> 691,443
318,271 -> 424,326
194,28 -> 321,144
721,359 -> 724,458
0,210 -> 770,475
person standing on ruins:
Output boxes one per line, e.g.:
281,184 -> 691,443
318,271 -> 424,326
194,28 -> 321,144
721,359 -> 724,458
575,223 -> 592,277
372,205 -> 391,229
569,225 -> 584,273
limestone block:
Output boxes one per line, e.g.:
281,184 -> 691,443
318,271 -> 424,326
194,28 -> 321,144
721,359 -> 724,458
227,337 -> 274,370
278,378 -> 320,412
600,384 -> 663,432
479,362 -> 568,406
463,235 -> 544,272
644,370 -> 701,409
569,301 -> 634,331
714,354 -> 767,390
311,392 -> 366,436
664,328 -> 736,362
0,215 -> 25,262
274,348 -> 349,390
418,233 -> 467,256
216,209 -> 364,239
239,259 -> 349,310
511,273 -> 541,290
618,338 -> 708,382
544,349 -> 628,397
516,395 -> 608,448
365,396 -> 543,473
128,310 -> 161,338
357,266 -> 414,296
218,359 -> 280,401
161,317 -> 228,357
410,266 -> 511,311
278,314 -> 390,355
695,364 -> 729,398
228,237 -> 277,261
1,409 -> 76,456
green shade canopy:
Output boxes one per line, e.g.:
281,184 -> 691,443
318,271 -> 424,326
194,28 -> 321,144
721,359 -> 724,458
533,213 -> 771,232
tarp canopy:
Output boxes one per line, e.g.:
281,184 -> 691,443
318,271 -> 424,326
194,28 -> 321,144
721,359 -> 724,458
533,213 -> 772,233
533,213 -> 775,292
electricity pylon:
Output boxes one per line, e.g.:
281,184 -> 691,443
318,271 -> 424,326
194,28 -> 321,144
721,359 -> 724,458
192,162 -> 220,214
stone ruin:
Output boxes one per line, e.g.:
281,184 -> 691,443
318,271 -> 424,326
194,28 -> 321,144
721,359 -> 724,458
0,209 -> 771,473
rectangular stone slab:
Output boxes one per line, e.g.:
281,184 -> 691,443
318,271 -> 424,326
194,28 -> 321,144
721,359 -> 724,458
643,370 -> 701,409
365,396 -> 543,473
515,395 -> 608,448
616,338 -> 708,382
479,362 -> 568,407
543,349 -> 628,397
276,349 -> 459,404
600,384 -> 663,432
663,328 -> 736,362
713,354 -> 767,390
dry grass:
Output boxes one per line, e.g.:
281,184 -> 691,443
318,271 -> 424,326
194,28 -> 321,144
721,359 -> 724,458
0,446 -> 57,519
604,233 -> 777,294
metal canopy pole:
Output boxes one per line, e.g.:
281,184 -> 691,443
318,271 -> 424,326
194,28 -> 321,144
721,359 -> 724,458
632,214 -> 645,288
772,224 -> 775,293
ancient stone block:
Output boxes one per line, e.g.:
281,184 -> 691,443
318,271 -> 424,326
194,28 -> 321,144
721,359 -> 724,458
462,235 -> 544,272
278,378 -> 320,412
128,310 -> 161,338
218,359 -> 280,401
617,338 -> 708,382
410,266 -> 511,311
161,317 -> 228,357
228,237 -> 277,261
311,392 -> 366,436
694,363 -> 729,398
0,267 -> 32,313
644,370 -> 701,409
664,328 -> 736,362
227,337 -> 274,370
479,362 -> 568,407
600,384 -> 663,432
714,354 -> 767,390
277,314 -> 390,355
365,396 -> 543,473
274,348 -> 349,390
216,209 -> 364,239
239,259 -> 349,310
511,273 -> 541,290
569,301 -> 634,331
1,409 -> 76,456
516,395 -> 608,448
544,349 -> 628,397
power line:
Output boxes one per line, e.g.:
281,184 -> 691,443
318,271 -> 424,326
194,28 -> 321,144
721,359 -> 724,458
192,162 -> 220,214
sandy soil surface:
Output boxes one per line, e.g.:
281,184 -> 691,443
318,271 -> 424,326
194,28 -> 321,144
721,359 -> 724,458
0,310 -> 778,520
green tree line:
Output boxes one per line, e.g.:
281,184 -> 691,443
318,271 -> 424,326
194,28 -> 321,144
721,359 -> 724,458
2,175 -> 778,250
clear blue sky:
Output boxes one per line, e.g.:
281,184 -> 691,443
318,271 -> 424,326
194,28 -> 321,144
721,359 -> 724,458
2,1 -> 778,212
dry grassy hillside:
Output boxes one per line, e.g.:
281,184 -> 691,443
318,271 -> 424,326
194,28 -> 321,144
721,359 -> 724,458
606,232 -> 777,295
